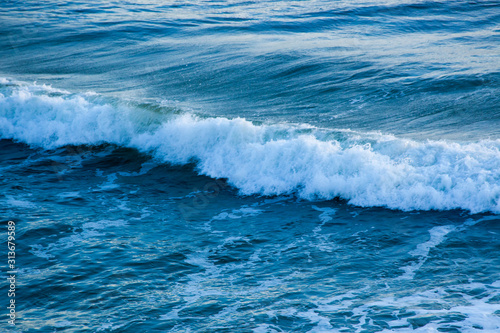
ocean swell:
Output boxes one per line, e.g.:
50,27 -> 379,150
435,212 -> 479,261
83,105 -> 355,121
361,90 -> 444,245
1,79 -> 499,213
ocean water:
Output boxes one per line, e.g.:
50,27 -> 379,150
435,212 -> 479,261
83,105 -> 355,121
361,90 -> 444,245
1,0 -> 500,332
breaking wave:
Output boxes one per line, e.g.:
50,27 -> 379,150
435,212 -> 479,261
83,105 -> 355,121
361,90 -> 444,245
1,78 -> 499,213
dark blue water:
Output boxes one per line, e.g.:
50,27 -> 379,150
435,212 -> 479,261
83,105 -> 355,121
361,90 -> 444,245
1,1 -> 499,332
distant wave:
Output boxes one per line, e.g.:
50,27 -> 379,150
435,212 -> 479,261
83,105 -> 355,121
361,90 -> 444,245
1,78 -> 499,214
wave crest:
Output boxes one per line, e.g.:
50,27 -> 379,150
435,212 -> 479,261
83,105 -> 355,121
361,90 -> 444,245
1,79 -> 499,213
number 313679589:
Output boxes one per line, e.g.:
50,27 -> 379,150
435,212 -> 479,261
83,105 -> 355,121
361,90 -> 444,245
8,221 -> 15,270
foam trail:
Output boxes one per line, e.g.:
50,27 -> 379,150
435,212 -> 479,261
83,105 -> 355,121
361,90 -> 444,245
1,79 -> 500,213
398,225 -> 456,280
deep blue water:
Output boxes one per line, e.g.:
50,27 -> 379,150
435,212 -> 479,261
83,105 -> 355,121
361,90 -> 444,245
0,1 -> 500,332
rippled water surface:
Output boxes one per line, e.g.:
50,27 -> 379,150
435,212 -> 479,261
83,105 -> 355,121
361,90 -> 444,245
0,0 -> 499,332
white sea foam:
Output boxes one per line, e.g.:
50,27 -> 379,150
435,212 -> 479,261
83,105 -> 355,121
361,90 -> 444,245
212,207 -> 264,220
29,219 -> 127,260
2,79 -> 500,213
398,215 -> 498,280
252,324 -> 281,333
398,225 -> 456,280
5,195 -> 37,208
311,206 -> 338,252
271,282 -> 500,332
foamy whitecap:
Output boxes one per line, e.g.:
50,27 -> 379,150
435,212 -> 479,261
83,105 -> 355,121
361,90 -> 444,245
1,79 -> 499,213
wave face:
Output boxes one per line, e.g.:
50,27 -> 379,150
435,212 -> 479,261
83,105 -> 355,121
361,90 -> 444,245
1,79 -> 499,214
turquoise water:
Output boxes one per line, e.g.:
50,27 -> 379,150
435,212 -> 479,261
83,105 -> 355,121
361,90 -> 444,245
1,1 -> 500,332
